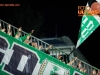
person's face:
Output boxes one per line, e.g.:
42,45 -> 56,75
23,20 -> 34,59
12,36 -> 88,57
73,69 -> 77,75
98,70 -> 100,74
92,69 -> 96,74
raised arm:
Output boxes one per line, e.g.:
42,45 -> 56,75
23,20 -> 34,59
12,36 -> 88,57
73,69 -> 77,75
15,27 -> 22,38
57,54 -> 62,60
0,23 -> 6,32
67,57 -> 77,66
0,23 -> 2,30
30,30 -> 35,34
38,45 -> 42,50
7,24 -> 12,36
45,45 -> 52,50
18,27 -> 22,32
24,35 -> 32,44
1,29 -> 6,33
8,24 -> 11,32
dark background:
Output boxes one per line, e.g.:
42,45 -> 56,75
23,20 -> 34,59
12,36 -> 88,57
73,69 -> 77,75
0,0 -> 100,69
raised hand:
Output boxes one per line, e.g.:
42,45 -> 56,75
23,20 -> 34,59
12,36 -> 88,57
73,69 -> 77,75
2,29 -> 6,32
18,27 -> 22,31
0,23 -> 1,27
74,57 -> 78,60
31,30 -> 35,34
38,45 -> 42,50
29,38 -> 32,43
58,54 -> 62,60
8,24 -> 11,29
49,45 -> 52,48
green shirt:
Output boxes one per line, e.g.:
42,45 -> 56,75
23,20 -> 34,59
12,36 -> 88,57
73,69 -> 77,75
15,31 -> 31,42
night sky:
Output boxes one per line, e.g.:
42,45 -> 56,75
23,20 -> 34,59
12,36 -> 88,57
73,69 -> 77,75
0,0 -> 100,69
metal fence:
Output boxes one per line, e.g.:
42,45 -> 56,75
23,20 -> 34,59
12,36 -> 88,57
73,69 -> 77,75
70,56 -> 99,75
0,19 -> 68,60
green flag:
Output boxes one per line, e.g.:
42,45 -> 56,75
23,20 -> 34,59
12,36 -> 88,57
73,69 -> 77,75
76,2 -> 100,48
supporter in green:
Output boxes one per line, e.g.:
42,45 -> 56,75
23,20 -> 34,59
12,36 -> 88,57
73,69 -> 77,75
15,27 -> 34,43
15,27 -> 22,41
22,30 -> 34,44
24,34 -> 32,44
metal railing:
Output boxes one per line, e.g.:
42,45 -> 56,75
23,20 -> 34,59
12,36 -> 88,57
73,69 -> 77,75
71,56 -> 99,75
0,19 -> 99,75
0,19 -> 68,58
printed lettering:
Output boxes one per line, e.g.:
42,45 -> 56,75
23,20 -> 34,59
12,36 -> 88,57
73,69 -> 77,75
0,36 -> 9,64
4,44 -> 39,75
81,21 -> 94,38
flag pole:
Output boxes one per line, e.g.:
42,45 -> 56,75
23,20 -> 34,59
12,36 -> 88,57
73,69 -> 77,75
68,47 -> 77,56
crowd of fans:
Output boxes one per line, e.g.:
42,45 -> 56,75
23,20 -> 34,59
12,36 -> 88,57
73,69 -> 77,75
0,23 -> 100,75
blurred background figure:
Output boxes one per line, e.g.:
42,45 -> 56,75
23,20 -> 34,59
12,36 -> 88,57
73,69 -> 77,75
57,54 -> 65,63
76,61 -> 82,70
31,42 -> 38,49
97,70 -> 100,75
90,69 -> 97,75
38,45 -> 52,55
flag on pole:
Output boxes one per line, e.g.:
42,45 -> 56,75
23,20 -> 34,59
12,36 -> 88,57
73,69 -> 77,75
76,0 -> 100,48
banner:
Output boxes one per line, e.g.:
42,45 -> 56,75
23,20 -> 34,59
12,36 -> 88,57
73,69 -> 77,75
0,31 -> 86,75
76,0 -> 100,48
